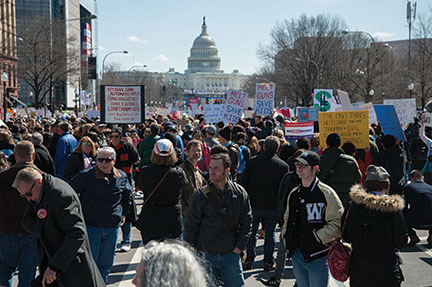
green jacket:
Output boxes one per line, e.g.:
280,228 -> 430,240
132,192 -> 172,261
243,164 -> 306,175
138,134 -> 160,169
318,147 -> 362,206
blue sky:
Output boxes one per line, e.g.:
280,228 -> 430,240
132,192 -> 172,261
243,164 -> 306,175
98,0 -> 431,75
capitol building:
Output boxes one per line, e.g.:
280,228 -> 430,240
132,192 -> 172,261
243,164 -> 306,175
163,17 -> 248,96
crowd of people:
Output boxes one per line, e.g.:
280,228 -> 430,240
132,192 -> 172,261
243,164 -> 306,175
0,111 -> 432,287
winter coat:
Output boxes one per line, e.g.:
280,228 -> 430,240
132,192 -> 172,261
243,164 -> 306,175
318,147 -> 362,206
276,171 -> 301,226
184,181 -> 252,254
54,132 -> 78,179
109,142 -> 140,177
342,185 -> 408,287
136,165 -> 188,244
281,178 -> 344,262
374,147 -> 406,195
225,142 -> 240,181
197,142 -> 211,172
180,160 -> 204,215
137,134 -> 160,169
64,152 -> 93,181
22,174 -> 105,287
69,166 -> 133,228
242,152 -> 289,210
34,144 -> 56,176
403,180 -> 432,230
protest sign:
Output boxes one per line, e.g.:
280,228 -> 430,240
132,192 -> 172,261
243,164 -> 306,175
244,110 -> 254,119
188,96 -> 199,116
284,122 -> 314,141
359,102 -> 378,124
309,107 -> 319,121
86,110 -> 100,119
313,89 -> 337,112
222,89 -> 248,124
351,102 -> 365,111
337,90 -> 352,111
246,98 -> 255,110
100,85 -> 145,124
145,107 -> 170,118
297,107 -> 319,122
383,98 -> 416,124
373,105 -> 407,142
319,110 -> 370,149
277,108 -> 291,118
203,104 -> 224,123
254,83 -> 275,116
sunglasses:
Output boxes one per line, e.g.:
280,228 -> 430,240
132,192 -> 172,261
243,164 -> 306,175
82,142 -> 92,147
98,158 -> 114,163
19,180 -> 36,198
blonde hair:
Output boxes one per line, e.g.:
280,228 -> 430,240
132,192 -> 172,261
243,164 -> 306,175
74,136 -> 97,157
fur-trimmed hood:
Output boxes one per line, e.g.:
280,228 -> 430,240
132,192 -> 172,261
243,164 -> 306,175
349,184 -> 405,213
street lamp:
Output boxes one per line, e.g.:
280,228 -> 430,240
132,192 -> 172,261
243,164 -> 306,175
408,82 -> 414,99
1,72 -> 8,120
102,50 -> 129,78
342,29 -> 377,102
128,64 -> 147,74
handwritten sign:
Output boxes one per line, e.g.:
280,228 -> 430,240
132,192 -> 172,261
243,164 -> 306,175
254,83 -> 275,116
298,107 -> 319,122
373,105 -> 407,142
383,98 -> 416,124
86,110 -> 100,119
222,89 -> 248,124
284,122 -> 314,140
203,104 -> 224,123
359,102 -> 378,124
313,89 -> 337,112
145,107 -> 169,118
319,110 -> 370,149
101,85 -> 145,124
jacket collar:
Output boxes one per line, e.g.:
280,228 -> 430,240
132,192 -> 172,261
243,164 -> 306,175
95,166 -> 121,180
349,184 -> 405,212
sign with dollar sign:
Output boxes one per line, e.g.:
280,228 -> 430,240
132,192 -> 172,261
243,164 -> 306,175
313,89 -> 333,112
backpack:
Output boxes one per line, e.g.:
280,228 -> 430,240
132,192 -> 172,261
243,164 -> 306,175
328,204 -> 352,282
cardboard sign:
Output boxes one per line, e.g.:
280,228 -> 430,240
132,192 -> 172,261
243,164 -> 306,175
146,107 -> 169,118
373,105 -> 407,142
203,104 -> 224,123
222,89 -> 248,124
383,98 -> 416,124
359,102 -> 378,125
313,89 -> 337,112
254,83 -> 275,116
337,90 -> 352,111
309,107 -> 319,121
351,102 -> 365,111
284,122 -> 314,140
100,85 -> 145,124
319,110 -> 370,149
298,107 -> 319,122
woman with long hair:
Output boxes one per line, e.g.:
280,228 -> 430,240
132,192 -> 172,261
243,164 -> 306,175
64,136 -> 97,181
136,139 -> 188,244
342,165 -> 408,287
192,129 -> 211,172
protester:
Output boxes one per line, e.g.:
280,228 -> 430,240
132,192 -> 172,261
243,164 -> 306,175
132,240 -> 210,287
234,131 -> 251,183
0,142 -> 38,287
138,123 -> 160,168
69,146 -> 133,283
15,167 -> 105,286
218,125 -> 240,181
403,170 -> 432,248
204,125 -> 220,148
242,136 -> 289,271
185,153 -> 252,287
318,133 -> 362,206
64,136 -> 96,181
30,132 -> 56,175
0,130 -> 15,160
53,121 -> 78,179
192,130 -> 211,172
342,165 -> 408,287
281,150 -> 343,287
136,139 -> 188,244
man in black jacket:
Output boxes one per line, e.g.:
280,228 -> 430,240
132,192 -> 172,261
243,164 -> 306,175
185,153 -> 252,287
15,167 -> 105,287
242,136 -> 289,271
30,132 -> 56,175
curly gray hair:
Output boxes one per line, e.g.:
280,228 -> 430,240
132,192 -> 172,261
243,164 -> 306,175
133,240 -> 210,287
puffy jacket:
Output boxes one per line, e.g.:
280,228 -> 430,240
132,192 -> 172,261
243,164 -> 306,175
318,147 -> 362,206
54,132 -> 78,179
184,181 -> 252,254
282,178 -> 343,262
342,185 -> 408,286
69,166 -> 132,228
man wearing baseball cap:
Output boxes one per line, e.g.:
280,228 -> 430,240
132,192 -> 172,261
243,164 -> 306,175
281,151 -> 344,287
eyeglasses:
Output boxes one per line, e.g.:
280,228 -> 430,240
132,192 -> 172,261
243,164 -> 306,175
294,162 -> 310,168
82,142 -> 92,147
98,158 -> 114,163
19,180 -> 36,198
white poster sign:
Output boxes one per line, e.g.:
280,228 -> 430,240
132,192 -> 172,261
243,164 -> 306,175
337,90 -> 352,111
203,104 -> 224,123
103,86 -> 143,124
222,89 -> 248,124
313,89 -> 338,112
359,102 -> 377,124
254,83 -> 275,116
383,98 -> 416,124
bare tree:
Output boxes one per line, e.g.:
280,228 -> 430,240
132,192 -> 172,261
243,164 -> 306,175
17,16 -> 80,108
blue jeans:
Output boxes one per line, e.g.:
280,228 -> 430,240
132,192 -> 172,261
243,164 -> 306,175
0,234 -> 37,287
246,209 -> 278,263
205,252 -> 245,287
120,221 -> 132,244
292,249 -> 329,287
86,225 -> 119,283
